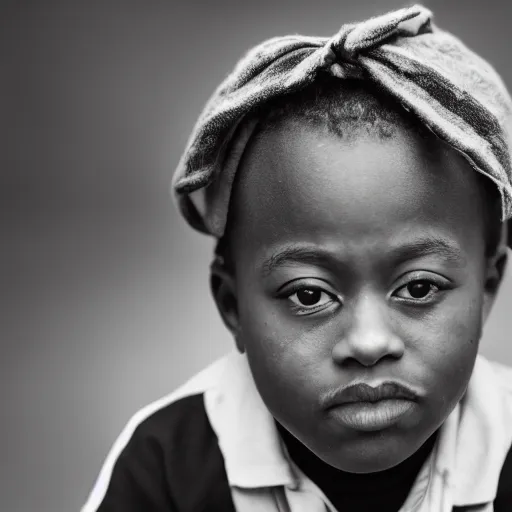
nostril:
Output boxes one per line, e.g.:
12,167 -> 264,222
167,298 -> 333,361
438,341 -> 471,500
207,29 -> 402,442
331,326 -> 405,367
338,351 -> 401,370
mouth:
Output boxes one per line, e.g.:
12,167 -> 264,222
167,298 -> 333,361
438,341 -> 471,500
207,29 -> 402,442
322,382 -> 419,432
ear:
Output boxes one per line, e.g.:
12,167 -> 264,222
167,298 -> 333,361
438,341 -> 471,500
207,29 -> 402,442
482,223 -> 508,322
210,259 -> 245,353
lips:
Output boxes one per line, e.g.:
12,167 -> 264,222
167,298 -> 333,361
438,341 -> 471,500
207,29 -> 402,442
322,381 -> 420,432
323,381 -> 419,407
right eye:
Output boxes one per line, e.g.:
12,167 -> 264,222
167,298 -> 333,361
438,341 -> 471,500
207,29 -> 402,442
287,286 -> 338,315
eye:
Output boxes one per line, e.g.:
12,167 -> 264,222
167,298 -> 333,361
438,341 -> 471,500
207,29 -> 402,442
288,287 -> 337,314
394,279 -> 439,301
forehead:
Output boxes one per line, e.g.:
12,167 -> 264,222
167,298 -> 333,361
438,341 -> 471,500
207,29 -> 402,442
229,120 -> 485,259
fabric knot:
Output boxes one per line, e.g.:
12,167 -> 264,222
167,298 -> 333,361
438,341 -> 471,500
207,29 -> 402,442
327,4 -> 432,65
319,45 -> 363,79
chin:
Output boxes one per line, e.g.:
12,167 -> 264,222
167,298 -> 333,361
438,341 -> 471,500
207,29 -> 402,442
334,455 -> 407,474
317,437 -> 415,474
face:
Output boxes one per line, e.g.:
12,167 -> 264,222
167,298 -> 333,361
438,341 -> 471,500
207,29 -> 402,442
215,119 -> 502,473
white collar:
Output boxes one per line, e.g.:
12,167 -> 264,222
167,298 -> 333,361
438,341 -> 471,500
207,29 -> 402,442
205,352 -> 512,507
450,356 -> 512,505
205,352 -> 296,489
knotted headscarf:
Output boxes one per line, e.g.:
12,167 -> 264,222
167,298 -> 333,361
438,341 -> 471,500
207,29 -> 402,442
172,4 -> 512,241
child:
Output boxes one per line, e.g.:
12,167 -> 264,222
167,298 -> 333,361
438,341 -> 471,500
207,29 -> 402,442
82,5 -> 512,512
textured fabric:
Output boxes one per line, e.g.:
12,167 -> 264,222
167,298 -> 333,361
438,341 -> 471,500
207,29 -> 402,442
172,4 -> 512,239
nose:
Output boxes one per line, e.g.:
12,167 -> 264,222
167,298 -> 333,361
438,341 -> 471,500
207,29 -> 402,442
332,292 -> 405,367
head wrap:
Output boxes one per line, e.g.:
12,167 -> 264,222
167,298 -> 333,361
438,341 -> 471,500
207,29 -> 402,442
172,4 -> 512,242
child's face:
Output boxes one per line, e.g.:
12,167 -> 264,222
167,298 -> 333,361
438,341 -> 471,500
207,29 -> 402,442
218,119 -> 501,473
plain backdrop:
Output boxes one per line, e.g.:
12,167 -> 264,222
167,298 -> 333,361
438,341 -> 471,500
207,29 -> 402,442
2,1 -> 512,511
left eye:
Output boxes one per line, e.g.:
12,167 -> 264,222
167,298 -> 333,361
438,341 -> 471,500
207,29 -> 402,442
289,288 -> 334,309
394,280 -> 438,300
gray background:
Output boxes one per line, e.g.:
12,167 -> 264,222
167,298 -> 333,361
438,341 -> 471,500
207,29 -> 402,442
2,1 -> 511,511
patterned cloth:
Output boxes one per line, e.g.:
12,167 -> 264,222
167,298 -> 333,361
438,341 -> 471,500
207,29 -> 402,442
172,4 -> 512,241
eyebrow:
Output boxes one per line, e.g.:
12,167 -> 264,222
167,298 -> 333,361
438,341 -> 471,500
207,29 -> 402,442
389,236 -> 466,267
260,236 -> 466,277
261,246 -> 335,277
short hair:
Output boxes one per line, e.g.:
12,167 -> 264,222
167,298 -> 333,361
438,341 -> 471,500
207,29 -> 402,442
256,76 -> 427,141
215,76 -> 502,271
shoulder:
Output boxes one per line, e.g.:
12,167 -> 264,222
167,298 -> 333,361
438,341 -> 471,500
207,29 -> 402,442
81,353 -> 235,512
477,357 -> 512,510
474,355 -> 512,398
105,352 -> 232,469
129,353 -> 232,439
471,356 -> 512,438
479,357 -> 512,410
486,359 -> 512,393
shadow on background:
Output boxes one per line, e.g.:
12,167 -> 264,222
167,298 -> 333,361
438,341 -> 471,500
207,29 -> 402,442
1,1 -> 511,510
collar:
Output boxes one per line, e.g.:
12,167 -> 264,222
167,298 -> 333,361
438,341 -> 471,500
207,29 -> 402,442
450,356 -> 512,505
205,352 -> 512,506
204,352 -> 297,488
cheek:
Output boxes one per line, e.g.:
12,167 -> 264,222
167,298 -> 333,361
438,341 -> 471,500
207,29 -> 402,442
412,289 -> 483,410
237,291 -> 330,420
